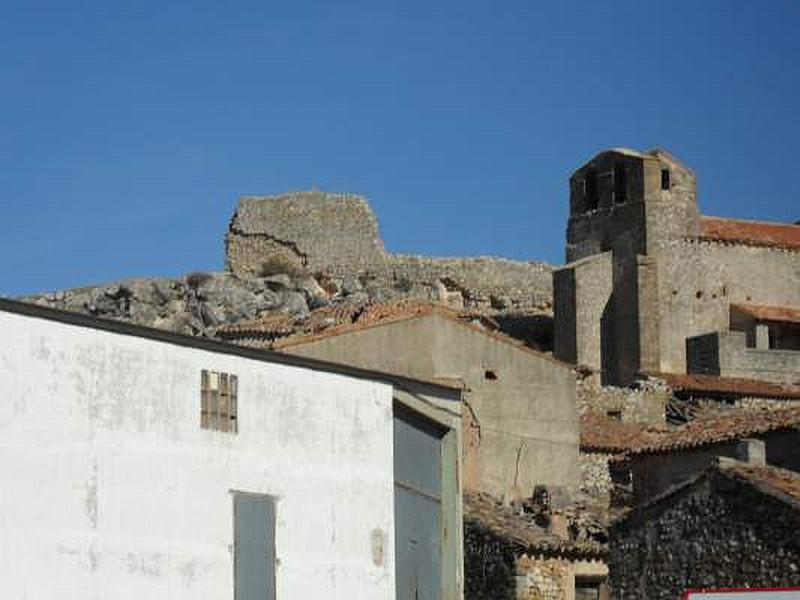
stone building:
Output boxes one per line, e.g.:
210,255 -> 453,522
554,148 -> 800,386
220,299 -> 579,503
581,402 -> 800,508
0,298 -> 464,600
464,492 -> 608,600
610,460 -> 800,598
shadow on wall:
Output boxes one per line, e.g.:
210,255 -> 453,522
493,314 -> 554,352
464,522 -> 518,600
600,297 -> 614,386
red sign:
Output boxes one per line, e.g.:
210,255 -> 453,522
684,588 -> 800,599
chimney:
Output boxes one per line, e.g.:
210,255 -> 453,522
733,438 -> 766,466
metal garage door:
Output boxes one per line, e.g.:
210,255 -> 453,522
394,408 -> 444,600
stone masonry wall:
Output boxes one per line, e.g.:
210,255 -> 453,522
578,452 -> 615,504
610,473 -> 800,599
227,192 -> 388,278
515,555 -> 570,600
577,373 -> 669,425
226,192 -> 554,312
655,238 -> 800,375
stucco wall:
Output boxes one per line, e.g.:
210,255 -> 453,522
282,314 -> 579,501
0,309 -> 397,599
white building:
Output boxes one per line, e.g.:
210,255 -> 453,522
0,299 -> 463,599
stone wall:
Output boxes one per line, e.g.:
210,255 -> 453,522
610,470 -> 800,599
654,237 -> 800,375
577,373 -> 669,425
226,192 -> 554,313
515,555 -> 571,600
226,192 -> 387,277
578,453 -> 615,503
390,254 -> 553,311
687,330 -> 800,386
464,519 -> 601,600
554,253 -> 612,370
558,147 -> 800,385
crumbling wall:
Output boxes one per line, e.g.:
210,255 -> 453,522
514,555 -> 570,600
226,192 -> 388,278
578,452 -> 615,503
577,373 -> 669,424
225,192 -> 554,312
464,520 -> 573,600
390,254 -> 553,311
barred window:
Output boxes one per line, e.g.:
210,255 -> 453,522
201,370 -> 238,433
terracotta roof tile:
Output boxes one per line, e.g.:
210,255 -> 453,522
614,461 -> 800,526
270,300 -> 565,365
216,313 -> 296,338
731,303 -> 800,324
464,492 -> 606,559
631,405 -> 800,455
583,403 -> 800,455
655,373 -> 800,400
699,216 -> 800,250
304,304 -> 363,332
721,462 -> 800,505
580,411 -> 669,453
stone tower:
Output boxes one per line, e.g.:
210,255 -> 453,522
555,147 -> 800,387
554,148 -> 699,384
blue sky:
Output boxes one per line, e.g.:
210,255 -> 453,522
1,1 -> 798,296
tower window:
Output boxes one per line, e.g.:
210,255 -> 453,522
661,169 -> 671,190
613,162 -> 626,203
584,170 -> 599,211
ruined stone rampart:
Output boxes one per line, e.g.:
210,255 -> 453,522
226,192 -> 554,312
227,192 -> 388,277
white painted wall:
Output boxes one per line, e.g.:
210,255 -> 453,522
0,309 -> 396,599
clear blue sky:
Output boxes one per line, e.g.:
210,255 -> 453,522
2,1 -> 798,296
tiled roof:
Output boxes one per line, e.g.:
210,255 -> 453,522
731,302 -> 800,324
216,313 -> 296,338
614,461 -> 800,527
580,411 -> 668,453
463,492 -> 606,559
217,300 -> 497,342
268,300 -> 566,366
632,405 -> 800,455
699,216 -> 800,251
582,405 -> 800,455
655,373 -> 800,400
721,462 -> 800,506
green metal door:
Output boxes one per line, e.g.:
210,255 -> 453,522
394,408 -> 444,600
234,493 -> 276,600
